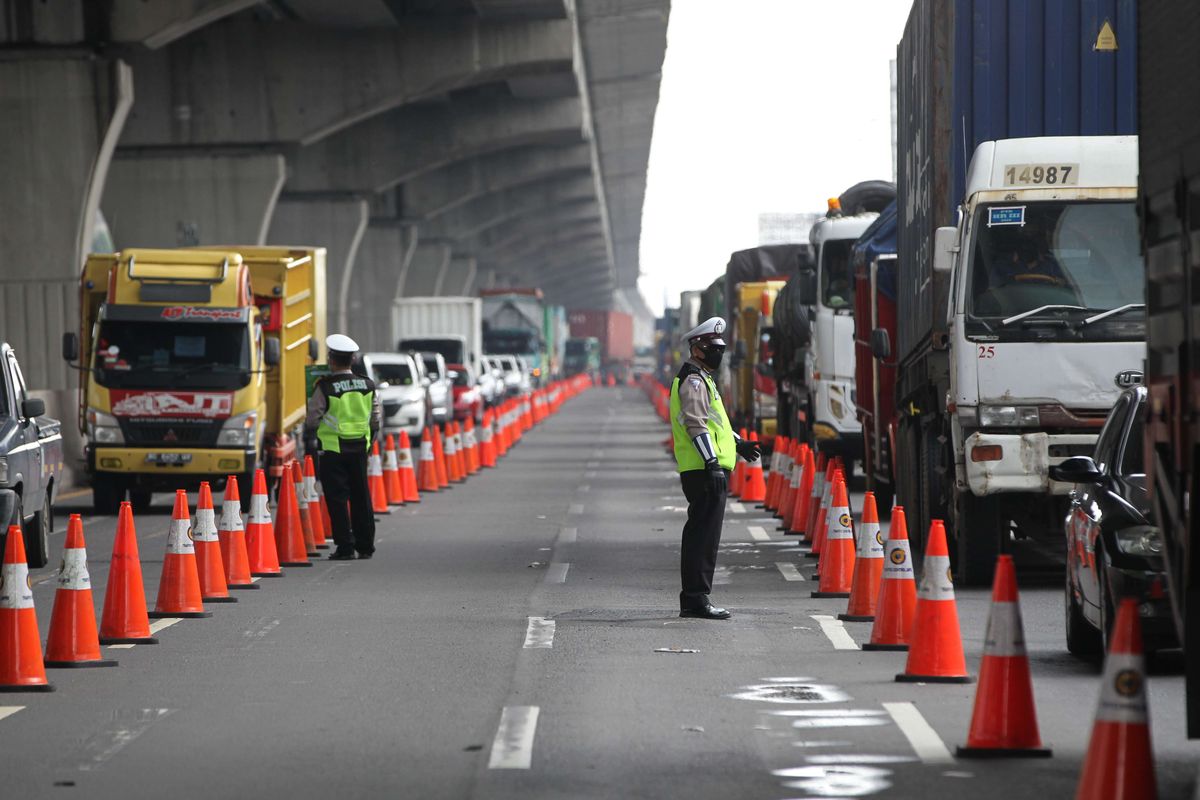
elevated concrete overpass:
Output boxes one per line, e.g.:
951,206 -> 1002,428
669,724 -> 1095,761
0,0 -> 667,403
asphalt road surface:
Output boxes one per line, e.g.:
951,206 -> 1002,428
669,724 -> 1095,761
3,387 -> 1198,799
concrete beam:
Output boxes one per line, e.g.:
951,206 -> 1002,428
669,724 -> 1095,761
472,210 -> 603,260
266,196 -> 370,337
110,0 -> 259,48
121,16 -> 575,147
402,143 -> 591,219
414,175 -> 595,241
399,242 -> 454,299
348,222 -> 420,352
103,151 -> 287,250
438,256 -> 478,298
288,96 -> 586,194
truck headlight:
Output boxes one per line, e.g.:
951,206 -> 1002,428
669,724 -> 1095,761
217,411 -> 257,448
978,405 -> 1040,427
1116,525 -> 1163,557
87,407 -> 124,445
828,385 -> 848,421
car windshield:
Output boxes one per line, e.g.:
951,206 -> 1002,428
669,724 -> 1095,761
93,321 -> 250,389
399,338 -> 463,364
820,239 -> 854,309
966,201 -> 1144,339
373,363 -> 413,386
421,356 -> 441,378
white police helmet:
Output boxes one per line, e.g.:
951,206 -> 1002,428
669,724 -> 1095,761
683,317 -> 727,347
326,333 -> 359,354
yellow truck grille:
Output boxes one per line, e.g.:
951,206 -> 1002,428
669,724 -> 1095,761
118,420 -> 221,447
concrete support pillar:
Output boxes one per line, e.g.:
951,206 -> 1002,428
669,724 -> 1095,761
349,222 -> 418,352
267,196 -> 370,337
401,242 -> 452,298
437,256 -> 477,297
103,151 -> 286,249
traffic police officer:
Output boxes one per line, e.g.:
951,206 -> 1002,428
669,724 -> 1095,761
305,334 -> 383,560
671,317 -> 761,619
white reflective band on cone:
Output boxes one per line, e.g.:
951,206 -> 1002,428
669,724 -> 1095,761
303,476 -> 317,503
445,438 -> 457,456
166,518 -> 196,555
1095,652 -> 1149,724
221,500 -> 244,532
58,548 -> 91,591
0,561 -> 33,608
811,474 -> 823,500
827,505 -> 854,540
982,601 -> 1026,657
482,426 -> 493,443
249,494 -> 272,524
454,433 -> 462,450
883,539 -> 914,578
421,440 -> 434,459
294,478 -> 307,503
368,453 -> 383,476
193,507 -> 219,542
858,521 -> 883,557
465,429 -> 477,447
384,449 -> 398,470
398,448 -> 413,465
790,463 -> 802,489
917,554 -> 954,600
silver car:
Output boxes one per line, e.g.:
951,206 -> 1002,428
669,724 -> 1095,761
362,352 -> 428,443
417,351 -> 451,425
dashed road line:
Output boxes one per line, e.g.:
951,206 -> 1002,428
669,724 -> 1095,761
729,502 -> 746,514
811,615 -> 859,650
883,702 -> 954,764
748,525 -> 770,541
488,706 -> 540,769
0,706 -> 24,723
107,617 -> 183,649
556,526 -> 577,545
77,708 -> 175,770
523,617 -> 556,649
545,563 -> 570,584
776,562 -> 805,581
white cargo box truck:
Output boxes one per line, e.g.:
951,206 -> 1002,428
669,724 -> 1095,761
392,296 -> 484,375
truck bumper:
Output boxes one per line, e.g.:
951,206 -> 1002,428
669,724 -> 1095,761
964,431 -> 1097,496
90,447 -> 253,489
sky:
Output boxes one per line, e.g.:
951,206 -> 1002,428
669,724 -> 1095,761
637,1 -> 914,314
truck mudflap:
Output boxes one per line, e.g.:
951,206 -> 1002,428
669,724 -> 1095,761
963,431 -> 1097,496
93,447 -> 248,475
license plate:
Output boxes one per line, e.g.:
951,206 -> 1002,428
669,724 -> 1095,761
145,453 -> 192,465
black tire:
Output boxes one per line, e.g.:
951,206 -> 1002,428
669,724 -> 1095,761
1065,555 -> 1102,657
871,479 -> 896,518
953,490 -> 1002,587
128,489 -> 153,514
92,475 -> 124,515
24,490 -> 51,569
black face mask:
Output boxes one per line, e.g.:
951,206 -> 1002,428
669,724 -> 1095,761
695,344 -> 725,371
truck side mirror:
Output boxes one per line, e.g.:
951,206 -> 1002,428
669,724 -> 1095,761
263,337 -> 281,367
870,328 -> 891,360
933,226 -> 957,275
61,332 -> 78,362
798,271 -> 817,305
21,398 -> 45,418
931,226 -> 958,349
309,338 -> 319,361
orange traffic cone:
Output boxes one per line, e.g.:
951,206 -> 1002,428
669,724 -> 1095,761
839,491 -> 884,621
453,423 -> 469,479
383,434 -> 404,505
150,490 -> 211,618
418,429 -> 440,493
0,525 -> 53,690
730,427 -> 749,498
319,492 -> 334,539
812,473 -> 856,598
1075,598 -> 1157,799
433,426 -> 450,488
957,555 -> 1050,757
292,461 -> 320,555
787,446 -> 816,536
218,477 -> 258,590
480,411 -> 497,468
778,442 -> 801,530
770,437 -> 793,513
444,423 -> 462,483
193,482 -> 235,603
807,460 -> 839,561
764,436 -> 782,511
368,442 -> 390,513
43,515 -> 117,668
464,419 -> 480,474
304,456 -> 330,548
896,520 -> 971,683
246,469 -> 284,577
802,452 -> 828,542
864,506 -> 918,651
740,432 -> 767,502
397,430 -> 420,502
274,468 -> 312,568
99,502 -> 158,644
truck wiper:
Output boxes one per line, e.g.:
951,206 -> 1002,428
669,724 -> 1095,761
1077,303 -> 1146,327
999,304 -> 1088,327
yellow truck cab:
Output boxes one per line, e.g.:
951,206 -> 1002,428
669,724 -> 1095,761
64,247 -> 325,513
727,280 -> 785,441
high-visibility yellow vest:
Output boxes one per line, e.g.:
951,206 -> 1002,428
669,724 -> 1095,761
669,365 -> 736,472
316,374 -> 374,453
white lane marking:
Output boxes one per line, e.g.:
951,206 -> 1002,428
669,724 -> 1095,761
776,562 -> 805,581
811,615 -> 860,650
523,617 -> 556,649
78,708 -> 175,770
545,563 -> 569,584
729,502 -> 746,514
250,577 -> 261,583
568,503 -> 584,515
748,525 -> 770,541
0,706 -> 24,722
883,702 -> 955,764
488,706 -> 540,769
557,526 -> 577,545
108,617 -> 183,649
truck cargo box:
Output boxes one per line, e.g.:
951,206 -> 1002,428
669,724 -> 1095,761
568,310 -> 633,363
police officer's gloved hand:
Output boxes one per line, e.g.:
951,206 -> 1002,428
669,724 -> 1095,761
735,439 -> 761,462
704,458 -> 728,496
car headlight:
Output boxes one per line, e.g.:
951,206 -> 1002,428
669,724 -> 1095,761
217,411 -> 257,448
1116,525 -> 1163,557
978,405 -> 1040,427
87,407 -> 124,445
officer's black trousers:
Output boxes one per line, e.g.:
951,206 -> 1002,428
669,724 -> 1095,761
679,468 -> 728,610
319,449 -> 376,555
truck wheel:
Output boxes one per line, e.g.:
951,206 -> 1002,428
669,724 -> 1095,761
128,489 -> 153,513
870,479 -> 895,518
953,490 -> 1001,587
1065,553 -> 1102,657
25,492 -> 51,569
92,475 -> 124,515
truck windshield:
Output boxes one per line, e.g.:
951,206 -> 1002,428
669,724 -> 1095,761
398,338 -> 464,365
93,321 -> 250,389
966,201 -> 1144,339
485,331 -> 536,355
820,239 -> 854,309
565,341 -> 587,356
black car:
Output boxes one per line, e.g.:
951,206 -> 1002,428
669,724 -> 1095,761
1050,387 -> 1176,656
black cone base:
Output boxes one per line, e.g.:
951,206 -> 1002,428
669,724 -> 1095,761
896,673 -> 974,684
811,591 -> 850,599
838,613 -> 875,622
99,636 -> 158,645
250,571 -> 284,578
862,642 -> 908,651
148,611 -> 212,619
45,658 -> 118,668
956,745 -> 1052,759
202,596 -> 238,603
279,561 -> 313,568
0,683 -> 54,692
227,583 -> 261,590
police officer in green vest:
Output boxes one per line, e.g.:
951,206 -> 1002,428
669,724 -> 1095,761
305,334 -> 383,560
672,317 -> 761,619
